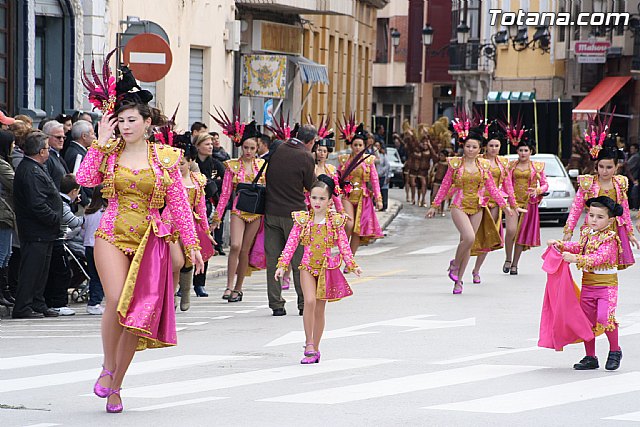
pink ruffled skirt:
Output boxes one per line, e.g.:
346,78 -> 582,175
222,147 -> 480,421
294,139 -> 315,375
516,202 -> 540,249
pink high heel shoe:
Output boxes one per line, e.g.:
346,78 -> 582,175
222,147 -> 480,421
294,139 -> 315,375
472,272 -> 481,284
453,280 -> 463,295
303,343 -> 316,357
106,388 -> 123,413
448,259 -> 459,282
300,344 -> 321,364
93,366 -> 113,398
281,276 -> 290,290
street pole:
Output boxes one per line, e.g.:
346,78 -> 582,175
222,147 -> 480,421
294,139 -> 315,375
419,0 -> 427,124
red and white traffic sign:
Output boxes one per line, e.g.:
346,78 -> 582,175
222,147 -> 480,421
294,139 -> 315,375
123,33 -> 173,82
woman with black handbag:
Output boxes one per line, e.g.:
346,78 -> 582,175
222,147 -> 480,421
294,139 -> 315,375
210,116 -> 265,303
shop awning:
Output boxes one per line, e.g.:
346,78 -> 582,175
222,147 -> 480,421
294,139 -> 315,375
289,56 -> 329,85
572,76 -> 631,120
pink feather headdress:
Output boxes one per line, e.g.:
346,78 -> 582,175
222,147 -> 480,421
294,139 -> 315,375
82,49 -> 117,115
307,115 -> 334,139
209,106 -> 246,147
153,104 -> 180,146
499,114 -> 528,148
337,113 -> 358,143
452,107 -> 473,141
265,112 -> 299,141
585,108 -> 615,160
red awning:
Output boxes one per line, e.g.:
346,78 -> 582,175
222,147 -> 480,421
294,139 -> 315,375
572,76 -> 631,121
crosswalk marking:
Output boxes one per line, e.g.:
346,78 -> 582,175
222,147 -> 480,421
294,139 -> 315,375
355,246 -> 398,256
431,346 -> 544,365
0,353 -> 100,370
124,358 -> 395,399
603,410 -> 640,422
427,372 -> 640,413
0,355 -> 257,393
258,364 -> 544,404
407,245 -> 457,255
22,424 -> 61,427
130,396 -> 229,412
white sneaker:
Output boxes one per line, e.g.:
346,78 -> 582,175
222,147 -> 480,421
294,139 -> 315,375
54,307 -> 76,316
86,304 -> 104,315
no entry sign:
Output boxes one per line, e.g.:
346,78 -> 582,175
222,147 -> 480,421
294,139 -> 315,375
123,33 -> 173,82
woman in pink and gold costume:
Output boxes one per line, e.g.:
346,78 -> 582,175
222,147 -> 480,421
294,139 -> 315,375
427,115 -> 512,294
502,120 -> 548,275
210,112 -> 266,303
337,117 -> 383,255
562,115 -> 638,268
471,121 -> 517,283
275,175 -> 361,364
77,60 -> 204,413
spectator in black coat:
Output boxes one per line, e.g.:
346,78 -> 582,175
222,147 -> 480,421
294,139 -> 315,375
12,131 -> 62,318
43,121 -> 69,190
64,120 -> 95,207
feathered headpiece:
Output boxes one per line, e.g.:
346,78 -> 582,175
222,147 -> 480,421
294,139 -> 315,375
241,121 -> 262,144
452,107 -> 472,141
336,147 -> 372,195
82,49 -> 117,115
585,109 -> 615,160
153,104 -> 179,146
115,66 -> 153,107
307,115 -> 334,139
338,113 -> 359,144
499,114 -> 529,148
265,112 -> 299,141
209,107 -> 246,147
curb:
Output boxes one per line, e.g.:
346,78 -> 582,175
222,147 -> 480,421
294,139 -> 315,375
380,199 -> 403,231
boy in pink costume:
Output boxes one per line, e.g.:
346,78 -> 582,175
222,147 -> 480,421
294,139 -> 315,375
549,195 -> 624,370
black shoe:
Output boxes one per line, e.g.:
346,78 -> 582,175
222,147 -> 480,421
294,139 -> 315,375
228,291 -> 243,303
176,289 -> 182,297
216,248 -> 226,256
2,290 -> 15,304
573,356 -> 599,370
605,350 -> 622,371
40,308 -> 60,317
272,308 -> 287,316
0,294 -> 14,307
12,309 -> 44,319
194,286 -> 209,297
299,308 -> 304,316
510,266 -> 518,275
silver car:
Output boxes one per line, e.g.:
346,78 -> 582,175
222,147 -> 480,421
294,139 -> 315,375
506,153 -> 577,225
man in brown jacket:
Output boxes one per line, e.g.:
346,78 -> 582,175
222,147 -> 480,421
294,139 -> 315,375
264,124 -> 317,316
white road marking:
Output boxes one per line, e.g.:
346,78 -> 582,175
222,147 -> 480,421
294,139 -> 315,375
0,335 -> 103,339
175,322 -> 208,326
407,245 -> 457,255
603,410 -> 640,422
427,372 -> 640,413
431,346 -> 544,365
189,305 -> 268,309
130,396 -> 229,412
184,310 -> 257,314
180,316 -> 233,320
0,355 -> 257,393
266,315 -> 475,347
124,358 -> 395,399
259,364 -> 544,404
22,424 -> 62,427
355,246 -> 398,256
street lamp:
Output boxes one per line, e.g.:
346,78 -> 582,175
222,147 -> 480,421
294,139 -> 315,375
391,29 -> 401,48
422,24 -> 434,46
456,22 -> 470,45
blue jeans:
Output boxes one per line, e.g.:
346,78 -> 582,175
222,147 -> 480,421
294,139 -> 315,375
85,246 -> 104,306
0,227 -> 13,268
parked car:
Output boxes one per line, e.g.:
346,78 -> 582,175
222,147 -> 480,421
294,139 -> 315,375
386,147 -> 404,188
506,154 -> 578,225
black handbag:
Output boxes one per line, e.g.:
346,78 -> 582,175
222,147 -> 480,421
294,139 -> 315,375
235,160 -> 268,215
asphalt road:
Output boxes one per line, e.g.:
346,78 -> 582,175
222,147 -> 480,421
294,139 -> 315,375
2,189 -> 640,427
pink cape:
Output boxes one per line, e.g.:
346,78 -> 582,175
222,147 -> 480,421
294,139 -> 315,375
196,226 -> 215,263
120,223 -> 177,350
516,201 -> 540,248
617,223 -> 635,268
248,218 -> 266,270
538,246 -> 594,351
358,196 -> 383,240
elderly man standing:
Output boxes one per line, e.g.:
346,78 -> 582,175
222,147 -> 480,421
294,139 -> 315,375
265,124 -> 316,316
42,121 -> 69,190
64,120 -> 95,206
12,131 -> 62,318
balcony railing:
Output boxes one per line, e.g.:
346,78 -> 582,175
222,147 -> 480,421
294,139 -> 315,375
448,40 -> 480,72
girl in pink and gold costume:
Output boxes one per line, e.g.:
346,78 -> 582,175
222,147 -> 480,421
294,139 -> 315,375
78,61 -> 204,413
275,175 -> 361,364
210,117 -> 266,303
427,120 -> 513,294
337,118 -> 383,255
562,117 -> 638,268
471,121 -> 517,283
549,196 -> 624,371
502,121 -> 548,275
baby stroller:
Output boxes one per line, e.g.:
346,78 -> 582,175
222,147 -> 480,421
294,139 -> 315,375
65,242 -> 91,303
